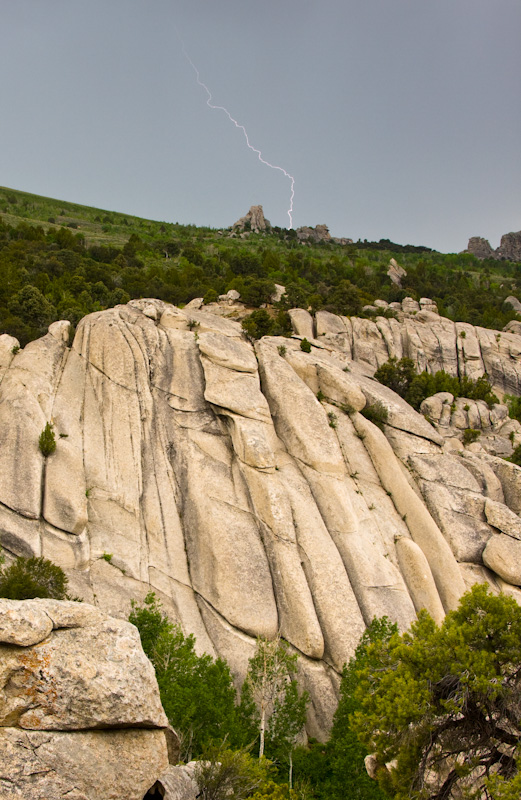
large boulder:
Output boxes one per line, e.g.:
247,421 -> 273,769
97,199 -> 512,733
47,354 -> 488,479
0,599 -> 168,799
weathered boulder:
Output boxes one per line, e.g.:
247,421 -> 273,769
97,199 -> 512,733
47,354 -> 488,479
156,762 -> 200,800
482,535 -> 521,585
0,599 -> 168,799
0,728 -> 168,800
503,296 -> 521,314
387,257 -> 407,286
0,600 -> 167,730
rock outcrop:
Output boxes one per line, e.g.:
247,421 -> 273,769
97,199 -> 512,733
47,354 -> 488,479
296,224 -> 332,243
466,230 -> 521,261
467,237 -> 496,260
498,231 -> 521,262
0,599 -> 169,799
387,257 -> 407,286
2,299 -> 521,739
232,205 -> 271,233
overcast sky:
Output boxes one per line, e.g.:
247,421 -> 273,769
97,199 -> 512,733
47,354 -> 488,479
1,0 -> 519,252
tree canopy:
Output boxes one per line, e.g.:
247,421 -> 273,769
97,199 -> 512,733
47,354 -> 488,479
351,585 -> 521,800
129,592 -> 245,760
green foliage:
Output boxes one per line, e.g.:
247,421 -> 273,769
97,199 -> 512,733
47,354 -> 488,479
300,338 -> 311,353
292,619 -> 395,800
204,288 -> 219,304
375,357 -> 499,410
240,279 -> 276,308
360,401 -> 389,430
0,555 -> 69,599
195,747 -> 273,800
242,310 -> 275,340
250,780 -> 296,800
129,593 -> 246,760
373,358 -> 417,397
509,444 -> 521,466
462,427 -> 481,445
0,185 -> 520,348
351,586 -> 521,800
242,310 -> 291,340
242,636 -> 308,765
505,393 -> 521,423
38,422 -> 56,457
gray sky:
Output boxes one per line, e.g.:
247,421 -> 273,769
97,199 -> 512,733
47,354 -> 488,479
1,0 -> 519,252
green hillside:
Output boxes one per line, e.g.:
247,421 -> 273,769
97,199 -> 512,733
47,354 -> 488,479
0,185 -> 519,346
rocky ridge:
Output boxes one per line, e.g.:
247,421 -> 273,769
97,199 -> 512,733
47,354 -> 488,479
2,299 -> 521,737
467,230 -> 521,261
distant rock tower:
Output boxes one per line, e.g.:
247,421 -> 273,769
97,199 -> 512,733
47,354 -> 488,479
467,237 -> 496,260
233,205 -> 271,233
466,231 -> 521,261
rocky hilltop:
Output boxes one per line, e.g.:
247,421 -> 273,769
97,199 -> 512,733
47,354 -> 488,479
2,299 -> 521,736
467,230 -> 521,261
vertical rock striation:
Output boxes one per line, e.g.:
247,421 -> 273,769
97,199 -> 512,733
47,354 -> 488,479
2,298 -> 521,737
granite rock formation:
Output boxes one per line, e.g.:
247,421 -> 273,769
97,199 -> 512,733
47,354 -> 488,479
2,299 -> 521,738
467,230 -> 521,261
232,205 -> 271,234
0,598 -> 169,800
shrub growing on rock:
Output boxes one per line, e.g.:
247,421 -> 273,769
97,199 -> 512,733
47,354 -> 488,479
360,402 -> 388,430
0,555 -> 69,599
38,422 -> 56,457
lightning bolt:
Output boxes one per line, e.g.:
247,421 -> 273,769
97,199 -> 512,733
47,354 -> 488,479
180,42 -> 295,229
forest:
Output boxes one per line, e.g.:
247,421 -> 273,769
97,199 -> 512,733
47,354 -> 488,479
0,186 -> 520,347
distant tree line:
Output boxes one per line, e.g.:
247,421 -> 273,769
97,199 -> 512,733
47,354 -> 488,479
1,203 -> 521,348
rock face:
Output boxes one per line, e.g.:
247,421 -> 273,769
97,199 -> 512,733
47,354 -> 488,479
466,230 -> 521,261
232,205 -> 271,233
0,599 -> 169,799
498,231 -> 521,262
467,237 -> 496,259
3,299 -> 521,739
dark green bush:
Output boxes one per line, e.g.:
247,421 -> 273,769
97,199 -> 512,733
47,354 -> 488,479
203,288 -> 219,304
360,401 -> 389,430
300,338 -> 311,353
510,445 -> 521,466
462,427 -> 481,445
0,555 -> 69,599
39,422 -> 56,456
375,358 -> 499,410
242,310 -> 291,341
505,394 -> 521,423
